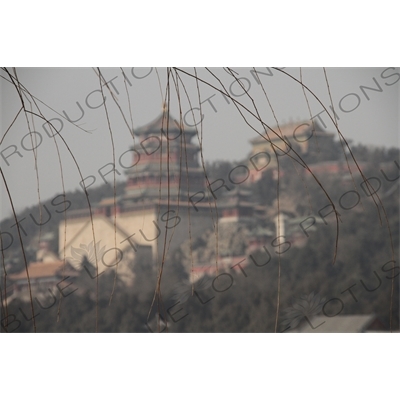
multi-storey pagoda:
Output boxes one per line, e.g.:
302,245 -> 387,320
59,106 -> 213,284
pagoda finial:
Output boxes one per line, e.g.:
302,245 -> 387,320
162,101 -> 169,113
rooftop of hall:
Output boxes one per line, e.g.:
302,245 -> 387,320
250,119 -> 335,145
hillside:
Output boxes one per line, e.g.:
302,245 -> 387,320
1,144 -> 399,332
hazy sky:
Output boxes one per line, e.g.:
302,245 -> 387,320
1,67 -> 399,217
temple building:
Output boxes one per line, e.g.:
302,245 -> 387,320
59,107 -> 214,284
123,107 -> 205,203
6,234 -> 79,304
218,187 -> 255,227
247,120 -> 340,182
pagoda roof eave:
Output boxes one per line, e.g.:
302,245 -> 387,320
135,111 -> 197,137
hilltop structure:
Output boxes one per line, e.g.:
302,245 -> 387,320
247,120 -> 340,182
58,107 -> 214,284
